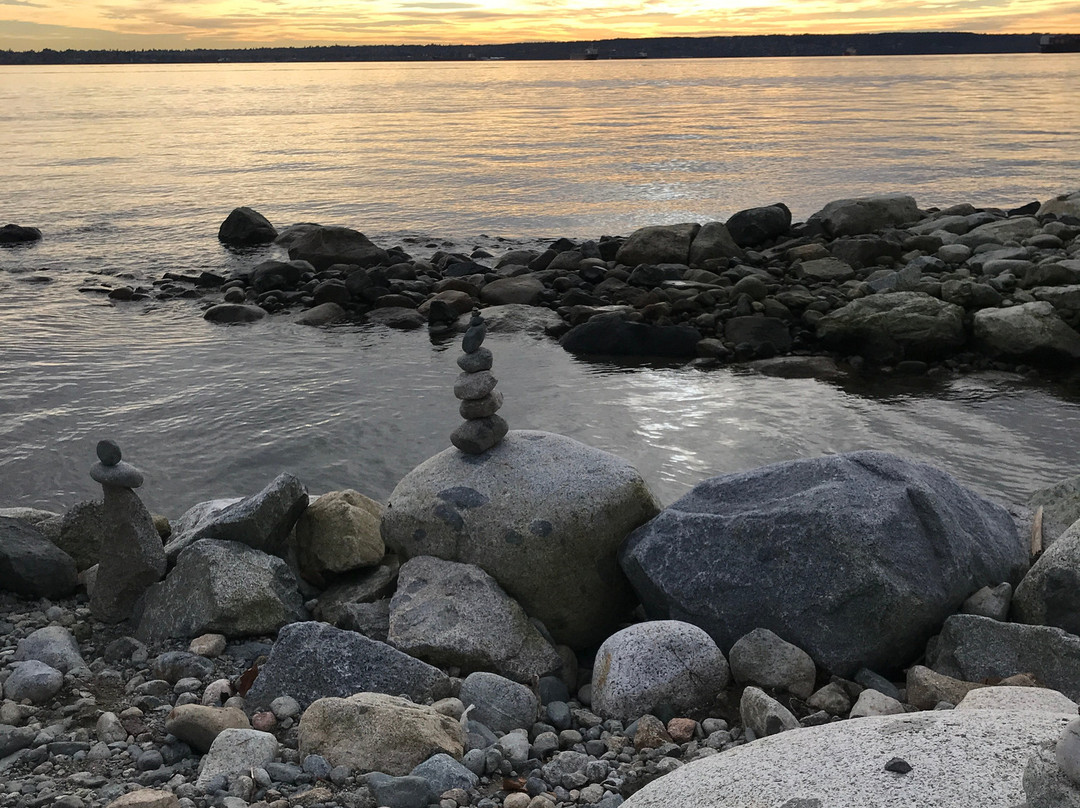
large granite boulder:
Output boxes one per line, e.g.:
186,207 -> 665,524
135,540 -> 307,642
91,485 -> 167,623
811,193 -> 920,237
0,517 -> 78,599
388,555 -> 562,683
591,621 -> 730,722
292,489 -> 384,585
282,225 -> 388,270
299,693 -> 464,776
623,709 -> 1075,808
725,204 -> 791,247
928,614 -> 1080,702
244,621 -> 450,712
619,451 -> 1026,677
559,317 -> 701,359
615,224 -> 700,266
1013,521 -> 1080,633
973,301 -> 1080,361
164,472 -> 308,562
817,291 -> 966,362
381,430 -> 660,648
217,207 -> 277,246
688,221 -> 744,265
1029,477 -> 1080,545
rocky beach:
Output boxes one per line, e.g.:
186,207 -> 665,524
4,275 -> 1080,807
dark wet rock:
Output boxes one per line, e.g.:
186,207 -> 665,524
217,207 -> 277,246
616,224 -> 700,266
560,316 -> 702,358
367,307 -> 426,329
203,303 -> 267,324
811,194 -> 920,237
285,225 -> 389,270
973,301 -> 1080,361
689,221 -> 745,264
723,316 -> 792,356
250,260 -> 305,293
725,204 -> 791,248
817,291 -> 965,362
479,276 -> 546,306
620,451 -> 1026,677
0,224 -> 43,244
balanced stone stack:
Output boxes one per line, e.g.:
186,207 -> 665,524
88,439 -> 167,623
451,310 -> 508,454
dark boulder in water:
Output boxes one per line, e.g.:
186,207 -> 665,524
0,224 -> 43,244
725,204 -> 791,248
559,316 -> 701,358
217,207 -> 277,246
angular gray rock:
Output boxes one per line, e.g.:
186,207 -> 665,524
388,555 -> 562,683
817,291 -> 966,362
973,301 -> 1080,360
739,686 -> 798,737
623,709 -> 1075,808
728,628 -> 816,699
615,223 -> 700,266
962,582 -> 1012,621
620,451 -> 1026,677
812,193 -> 920,237
458,671 -> 538,734
0,516 -> 78,599
688,221 -> 744,264
410,753 -> 479,794
382,430 -> 660,648
591,620 -> 730,722
195,728 -> 278,789
1013,521 -> 1080,633
164,472 -> 308,562
91,484 -> 167,623
13,626 -> 87,673
244,621 -> 450,712
135,539 -> 307,642
54,500 -> 104,571
928,614 -> 1080,702
314,554 -> 400,625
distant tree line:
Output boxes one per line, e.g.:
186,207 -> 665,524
0,32 -> 1050,66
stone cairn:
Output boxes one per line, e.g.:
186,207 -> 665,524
88,439 -> 167,623
451,310 -> 509,454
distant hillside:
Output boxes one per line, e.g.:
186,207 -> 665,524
0,32 -> 1053,65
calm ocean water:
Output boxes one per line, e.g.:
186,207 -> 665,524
1,55 -> 1079,515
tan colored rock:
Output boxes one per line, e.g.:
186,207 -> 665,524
298,692 -> 464,776
907,664 -> 987,710
188,633 -> 226,658
164,704 -> 251,753
105,790 -> 179,808
293,490 -> 384,583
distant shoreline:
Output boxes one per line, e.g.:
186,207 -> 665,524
0,31 -> 1065,66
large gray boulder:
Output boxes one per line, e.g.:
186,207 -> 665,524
135,539 -> 307,642
1029,476 -> 1080,545
13,626 -> 87,673
928,614 -> 1080,702
620,451 -> 1026,677
559,318 -> 701,359
478,277 -> 546,306
1013,520 -> 1080,633
164,472 -> 308,562
615,223 -> 700,266
688,221 -> 744,264
282,225 -> 388,270
292,489 -> 384,585
812,193 -> 920,237
0,517 -> 77,599
623,709 -> 1075,808
388,555 -> 562,683
817,291 -> 966,362
725,204 -> 791,247
217,207 -> 277,246
458,671 -> 538,734
244,621 -> 450,712
591,620 -> 730,722
91,485 -> 167,623
973,301 -> 1080,361
381,430 -> 660,648
299,693 -> 464,776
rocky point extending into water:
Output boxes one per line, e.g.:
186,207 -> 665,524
32,188 -> 1078,377
4,320 -> 1080,808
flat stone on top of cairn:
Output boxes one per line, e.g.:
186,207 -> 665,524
451,309 -> 508,455
90,438 -> 144,488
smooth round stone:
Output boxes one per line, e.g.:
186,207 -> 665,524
462,322 -> 487,354
454,371 -> 498,401
458,347 -> 494,373
89,460 -> 144,488
451,415 -> 508,454
96,439 -> 122,466
460,391 -> 504,419
1056,716 -> 1080,785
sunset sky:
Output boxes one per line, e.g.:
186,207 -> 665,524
1,0 -> 1077,50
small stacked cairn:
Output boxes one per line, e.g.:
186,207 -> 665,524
451,309 -> 509,454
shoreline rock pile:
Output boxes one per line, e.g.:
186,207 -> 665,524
6,439 -> 1080,806
100,189 -> 1080,376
